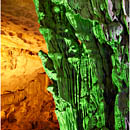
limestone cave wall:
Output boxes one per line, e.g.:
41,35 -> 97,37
1,0 -> 59,130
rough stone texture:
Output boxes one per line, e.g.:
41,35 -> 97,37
34,0 -> 129,130
1,0 -> 47,94
1,0 -> 59,129
1,74 -> 59,130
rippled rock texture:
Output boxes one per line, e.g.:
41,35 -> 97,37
34,0 -> 129,130
1,0 -> 59,129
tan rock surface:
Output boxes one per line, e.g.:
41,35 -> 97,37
1,0 -> 48,94
1,0 -> 59,129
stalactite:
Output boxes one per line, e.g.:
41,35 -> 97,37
34,0 -> 129,129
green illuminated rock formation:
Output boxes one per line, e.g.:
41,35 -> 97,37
33,0 -> 129,129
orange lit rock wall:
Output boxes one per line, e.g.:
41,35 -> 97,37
1,0 -> 59,129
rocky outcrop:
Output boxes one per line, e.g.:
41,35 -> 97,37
1,73 -> 59,130
34,0 -> 129,130
1,0 -> 47,94
1,0 -> 59,129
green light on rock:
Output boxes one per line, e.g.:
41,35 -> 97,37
33,0 -> 129,129
54,6 -> 60,13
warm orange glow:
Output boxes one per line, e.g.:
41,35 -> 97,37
1,0 -> 59,129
